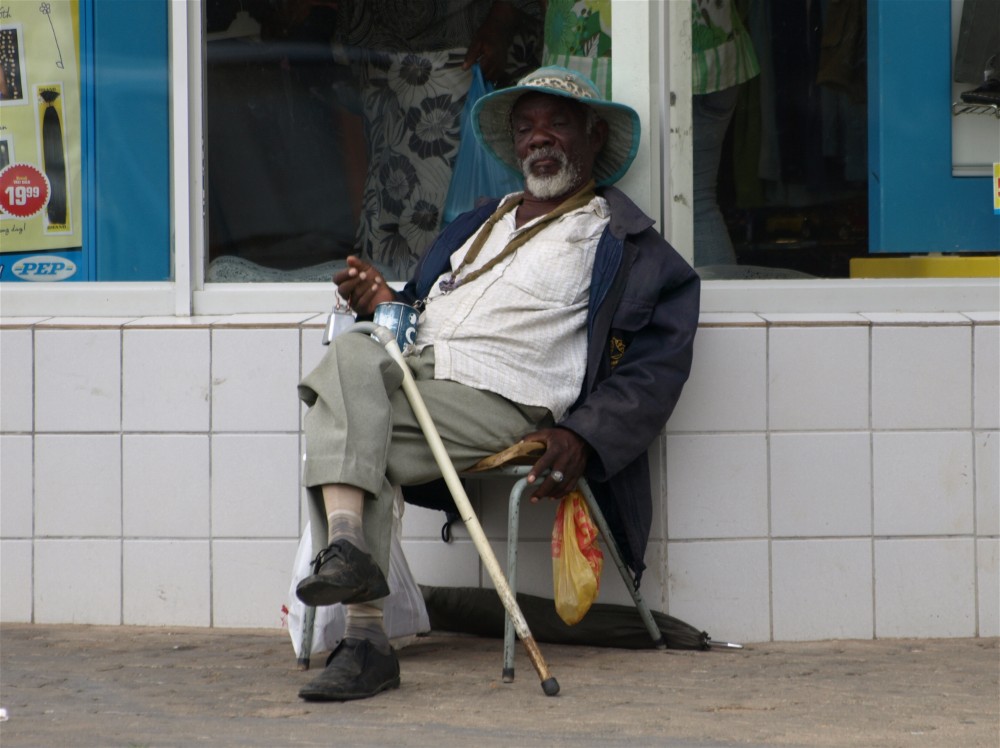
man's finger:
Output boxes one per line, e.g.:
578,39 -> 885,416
462,42 -> 482,70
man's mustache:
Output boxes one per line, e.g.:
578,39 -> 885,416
521,147 -> 568,172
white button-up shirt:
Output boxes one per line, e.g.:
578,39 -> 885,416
415,193 -> 610,420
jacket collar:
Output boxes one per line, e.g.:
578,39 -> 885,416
596,186 -> 656,239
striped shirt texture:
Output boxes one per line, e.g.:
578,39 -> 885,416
415,193 -> 610,421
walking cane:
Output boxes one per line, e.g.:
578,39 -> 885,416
350,322 -> 560,697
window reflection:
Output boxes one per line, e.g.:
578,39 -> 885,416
204,1 -> 543,283
203,1 -> 876,283
711,0 -> 869,279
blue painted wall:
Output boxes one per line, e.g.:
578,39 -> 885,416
88,0 -> 170,280
869,0 -> 999,253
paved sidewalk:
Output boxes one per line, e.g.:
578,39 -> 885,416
1,624 -> 997,747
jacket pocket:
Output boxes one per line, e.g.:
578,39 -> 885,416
611,296 -> 654,332
607,297 -> 653,368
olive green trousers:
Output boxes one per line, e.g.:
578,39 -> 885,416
298,331 -> 551,576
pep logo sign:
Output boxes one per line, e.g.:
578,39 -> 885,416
10,255 -> 77,282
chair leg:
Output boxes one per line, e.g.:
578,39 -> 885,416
502,476 -> 529,683
298,486 -> 330,670
576,479 -> 667,650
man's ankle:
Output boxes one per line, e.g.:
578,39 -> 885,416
326,509 -> 368,553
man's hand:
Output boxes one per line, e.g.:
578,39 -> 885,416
332,256 -> 395,316
522,427 -> 592,502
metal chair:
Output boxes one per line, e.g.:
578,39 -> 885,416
297,445 -> 667,678
462,462 -> 666,683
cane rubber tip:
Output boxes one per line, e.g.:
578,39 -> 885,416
541,677 -> 560,696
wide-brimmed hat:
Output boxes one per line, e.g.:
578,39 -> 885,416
471,65 -> 641,187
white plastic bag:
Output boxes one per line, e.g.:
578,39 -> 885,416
286,489 -> 430,657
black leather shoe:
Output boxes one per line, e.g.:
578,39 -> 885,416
960,78 -> 1000,105
298,638 -> 400,701
295,539 -> 390,606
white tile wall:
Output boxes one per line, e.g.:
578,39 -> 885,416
0,328 -> 34,432
667,325 -> 767,432
873,432 -> 974,536
666,433 -> 768,539
769,326 -> 870,431
871,324 -> 973,430
123,328 -> 211,432
123,435 -> 210,537
973,324 -> 999,429
35,328 -> 122,432
1,314 -> 996,643
874,538 -> 976,638
975,431 -> 999,537
772,539 -> 873,640
300,325 -> 330,382
34,434 -> 122,537
34,539 -> 121,624
666,540 -> 770,643
212,328 -> 301,432
977,539 -> 999,637
489,537 -> 552,599
400,538 -> 482,589
210,434 -> 301,538
1,539 -> 32,622
1,434 -> 33,537
770,432 -> 872,537
401,503 -> 466,542
123,540 -> 211,626
212,539 -> 299,628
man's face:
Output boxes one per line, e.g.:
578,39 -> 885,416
511,93 -> 606,200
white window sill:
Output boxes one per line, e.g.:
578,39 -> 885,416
1,277 -> 997,318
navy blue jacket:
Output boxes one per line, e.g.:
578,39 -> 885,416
398,187 -> 700,580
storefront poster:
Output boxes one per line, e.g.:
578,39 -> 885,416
0,1 -> 82,255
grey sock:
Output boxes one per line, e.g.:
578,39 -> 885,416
345,604 -> 390,653
327,509 -> 369,554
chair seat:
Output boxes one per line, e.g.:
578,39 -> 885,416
466,441 -> 544,472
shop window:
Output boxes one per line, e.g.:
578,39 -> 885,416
709,0 -> 997,280
708,0 -> 870,280
0,0 -> 169,284
204,1 -> 624,284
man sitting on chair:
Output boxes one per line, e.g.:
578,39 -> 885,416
296,66 -> 701,701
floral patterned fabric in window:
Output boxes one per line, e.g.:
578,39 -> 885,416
337,1 -> 542,278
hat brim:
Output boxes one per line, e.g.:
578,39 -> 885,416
471,81 -> 641,188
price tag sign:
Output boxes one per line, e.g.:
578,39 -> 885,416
0,164 -> 51,220
994,163 -> 1000,216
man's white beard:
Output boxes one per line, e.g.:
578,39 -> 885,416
520,147 -> 581,200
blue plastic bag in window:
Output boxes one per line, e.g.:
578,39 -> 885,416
442,64 -> 523,226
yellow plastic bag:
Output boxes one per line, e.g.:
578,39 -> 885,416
551,491 -> 604,625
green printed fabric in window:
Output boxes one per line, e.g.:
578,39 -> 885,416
542,0 -> 611,98
691,0 -> 759,95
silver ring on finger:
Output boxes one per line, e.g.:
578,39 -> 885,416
550,470 -> 565,483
